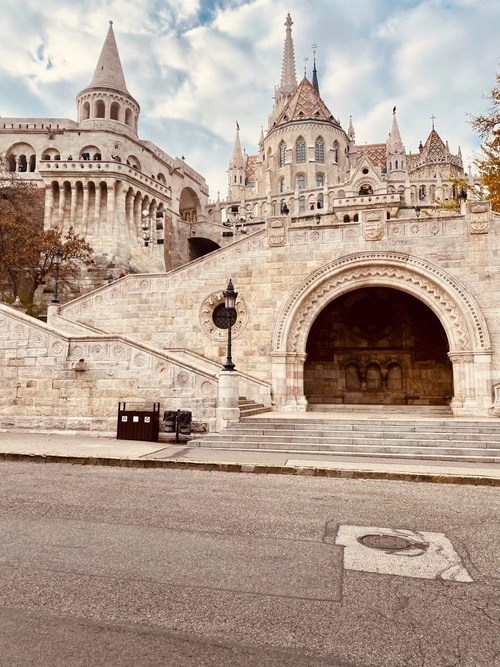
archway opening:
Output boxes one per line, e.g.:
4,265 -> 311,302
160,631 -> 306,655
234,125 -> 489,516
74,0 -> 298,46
188,237 -> 220,261
304,286 -> 453,406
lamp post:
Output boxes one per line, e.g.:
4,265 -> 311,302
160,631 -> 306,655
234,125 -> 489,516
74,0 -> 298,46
415,206 -> 421,218
222,279 -> 237,371
51,246 -> 63,304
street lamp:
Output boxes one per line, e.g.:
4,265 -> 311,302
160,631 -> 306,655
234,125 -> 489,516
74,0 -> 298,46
415,206 -> 421,218
51,246 -> 63,304
222,279 -> 237,371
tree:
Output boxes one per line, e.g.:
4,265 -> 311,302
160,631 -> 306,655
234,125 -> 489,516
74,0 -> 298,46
0,168 -> 94,307
472,72 -> 500,211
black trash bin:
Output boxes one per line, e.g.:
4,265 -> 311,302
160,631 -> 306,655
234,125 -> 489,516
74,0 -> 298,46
117,402 -> 160,442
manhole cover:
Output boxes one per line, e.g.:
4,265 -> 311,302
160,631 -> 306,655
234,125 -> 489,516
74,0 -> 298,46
357,533 -> 424,551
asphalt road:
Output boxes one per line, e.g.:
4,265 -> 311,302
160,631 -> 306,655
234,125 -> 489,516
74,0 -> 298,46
0,462 -> 499,667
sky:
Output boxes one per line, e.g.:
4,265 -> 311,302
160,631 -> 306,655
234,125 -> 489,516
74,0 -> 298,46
0,0 -> 499,200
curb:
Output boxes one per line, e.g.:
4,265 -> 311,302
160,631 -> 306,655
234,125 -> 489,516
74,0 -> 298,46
1,452 -> 499,486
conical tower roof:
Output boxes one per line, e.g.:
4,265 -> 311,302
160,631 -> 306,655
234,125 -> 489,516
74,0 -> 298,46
273,77 -> 339,129
88,21 -> 130,95
387,109 -> 405,154
229,125 -> 246,169
278,13 -> 297,96
421,128 -> 447,161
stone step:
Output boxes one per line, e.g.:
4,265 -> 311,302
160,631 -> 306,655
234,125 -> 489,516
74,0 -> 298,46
186,439 -> 500,463
238,397 -> 271,417
189,431 -> 500,448
221,428 -> 500,443
239,418 -> 500,431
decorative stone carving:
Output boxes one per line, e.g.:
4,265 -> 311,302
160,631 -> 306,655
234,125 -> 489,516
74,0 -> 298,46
467,201 -> 491,235
267,216 -> 287,247
199,290 -> 248,341
363,212 -> 384,241
274,251 -> 490,355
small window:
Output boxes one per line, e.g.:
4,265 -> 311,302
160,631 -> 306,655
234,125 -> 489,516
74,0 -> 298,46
343,214 -> 350,223
297,174 -> 305,189
316,174 -> 324,187
279,141 -> 286,167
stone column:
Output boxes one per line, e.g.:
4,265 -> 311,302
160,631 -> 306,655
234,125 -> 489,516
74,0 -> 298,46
216,371 -> 240,431
44,185 -> 54,228
82,186 -> 89,234
69,182 -> 77,225
58,184 -> 66,227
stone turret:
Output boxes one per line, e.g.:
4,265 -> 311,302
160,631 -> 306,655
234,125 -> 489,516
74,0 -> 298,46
386,108 -> 407,177
76,21 -> 140,136
227,124 -> 247,199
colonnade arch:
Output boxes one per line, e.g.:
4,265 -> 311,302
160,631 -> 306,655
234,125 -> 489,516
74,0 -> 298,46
272,251 -> 492,416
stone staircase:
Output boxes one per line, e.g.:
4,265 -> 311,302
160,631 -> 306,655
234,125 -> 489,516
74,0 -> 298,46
189,407 -> 500,464
238,397 -> 271,417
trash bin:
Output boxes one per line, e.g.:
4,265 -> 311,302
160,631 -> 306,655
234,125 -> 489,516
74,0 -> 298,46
117,402 -> 160,442
163,410 -> 177,433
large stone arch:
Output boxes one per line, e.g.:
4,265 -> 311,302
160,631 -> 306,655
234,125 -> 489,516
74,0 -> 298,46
272,251 -> 492,416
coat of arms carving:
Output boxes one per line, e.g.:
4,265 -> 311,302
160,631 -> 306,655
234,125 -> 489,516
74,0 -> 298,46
363,212 -> 384,241
267,216 -> 287,247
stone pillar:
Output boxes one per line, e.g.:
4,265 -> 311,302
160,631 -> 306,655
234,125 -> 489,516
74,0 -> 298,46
107,180 -> 116,235
449,351 -> 490,416
271,352 -> 308,411
82,186 -> 89,234
44,185 -> 54,228
58,184 -> 66,227
46,303 -> 61,326
473,351 -> 493,414
70,182 -> 77,225
216,371 -> 240,431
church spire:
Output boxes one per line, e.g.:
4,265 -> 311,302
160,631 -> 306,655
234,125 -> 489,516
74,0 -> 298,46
270,14 -> 298,128
311,43 -> 319,95
89,21 -> 130,95
279,14 -> 297,95
229,123 -> 245,169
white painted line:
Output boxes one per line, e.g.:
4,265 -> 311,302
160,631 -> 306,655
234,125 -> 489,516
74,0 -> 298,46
335,525 -> 473,582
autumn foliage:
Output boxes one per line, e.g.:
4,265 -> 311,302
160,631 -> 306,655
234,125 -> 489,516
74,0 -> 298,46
0,171 -> 93,308
472,72 -> 500,212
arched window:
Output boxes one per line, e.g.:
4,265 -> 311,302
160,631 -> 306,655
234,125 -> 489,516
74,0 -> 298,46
299,196 -> 305,212
110,102 -> 120,121
18,155 -> 27,172
317,193 -> 324,209
29,155 -> 36,172
7,155 -> 16,172
82,101 -> 90,121
359,184 -> 373,196
95,100 -> 105,118
125,108 -> 133,127
316,174 -> 324,187
333,141 -> 339,164
279,141 -> 286,167
343,214 -> 351,223
353,213 -> 359,222
297,174 -> 305,190
296,137 -> 306,163
419,185 -> 426,200
315,137 -> 324,163
279,178 -> 285,193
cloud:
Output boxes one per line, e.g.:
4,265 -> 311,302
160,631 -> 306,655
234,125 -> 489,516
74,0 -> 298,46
0,0 -> 497,197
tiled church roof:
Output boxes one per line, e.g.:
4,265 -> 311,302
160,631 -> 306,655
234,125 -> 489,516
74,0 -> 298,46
273,77 -> 340,129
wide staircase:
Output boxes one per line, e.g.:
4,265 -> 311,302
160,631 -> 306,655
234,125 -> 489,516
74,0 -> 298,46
188,405 -> 500,464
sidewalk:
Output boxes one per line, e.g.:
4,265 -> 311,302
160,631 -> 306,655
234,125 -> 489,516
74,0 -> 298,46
0,429 -> 499,486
